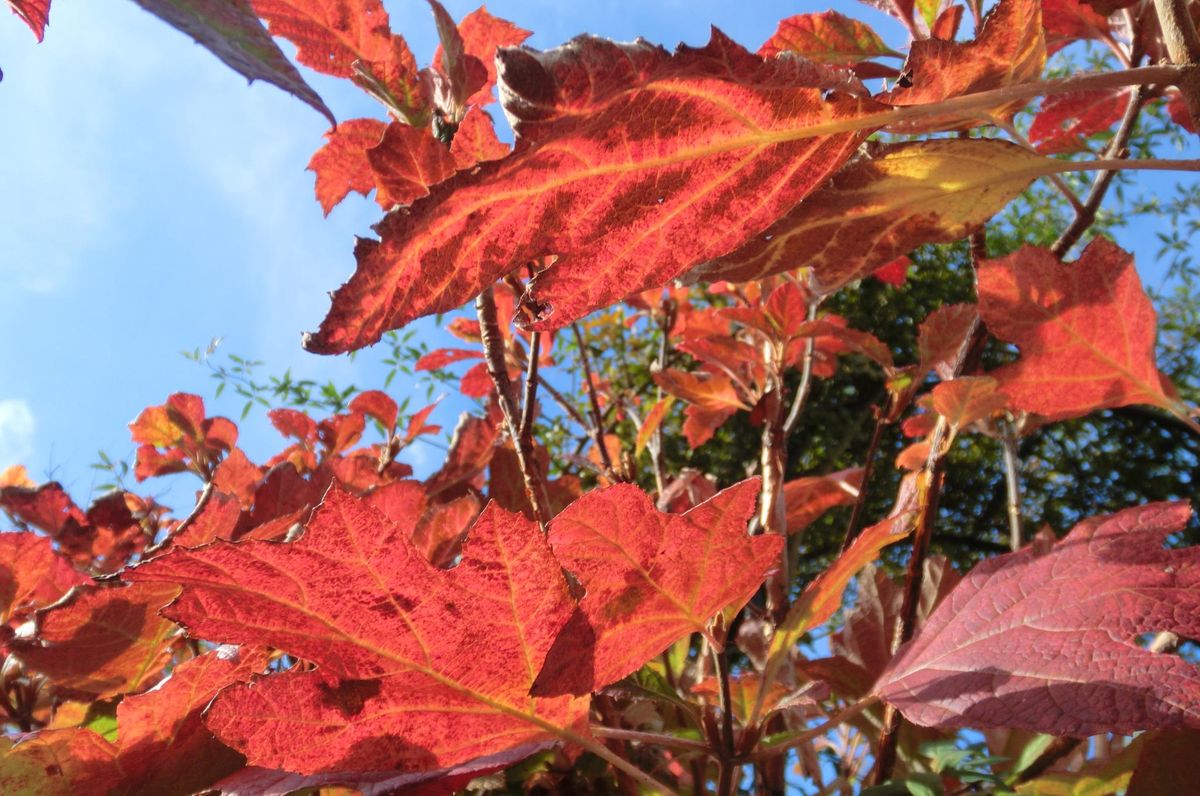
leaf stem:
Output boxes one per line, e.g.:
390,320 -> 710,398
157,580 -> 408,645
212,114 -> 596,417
1000,428 -> 1024,551
142,480 -> 214,557
591,725 -> 710,754
840,399 -> 891,552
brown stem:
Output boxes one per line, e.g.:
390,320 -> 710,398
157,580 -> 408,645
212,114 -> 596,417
714,644 -> 739,796
1013,736 -> 1081,784
1051,87 -> 1145,258
760,380 -> 790,624
840,400 -> 891,552
591,726 -> 711,754
477,287 -> 553,527
519,332 -> 541,445
595,695 -> 641,796
1153,0 -> 1200,123
571,322 -> 619,479
873,319 -> 986,785
782,300 -> 822,436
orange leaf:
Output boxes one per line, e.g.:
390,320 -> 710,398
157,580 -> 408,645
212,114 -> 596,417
452,5 -> 531,107
635,397 -> 674,456
367,122 -> 458,209
783,467 -> 864,535
127,487 -> 589,774
917,303 -> 979,379
929,375 -> 1008,431
308,118 -> 388,215
303,33 -> 878,353
883,0 -> 1045,130
759,11 -> 898,65
349,389 -> 399,430
533,479 -> 780,695
449,107 -> 510,167
0,532 -> 87,623
978,239 -> 1193,425
0,729 -> 120,795
1029,88 -> 1132,153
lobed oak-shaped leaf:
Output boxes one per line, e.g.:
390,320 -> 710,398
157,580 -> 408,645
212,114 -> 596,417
874,502 -> 1200,735
882,0 -> 1045,130
303,32 -> 880,352
7,0 -> 49,41
131,0 -> 334,125
126,486 -> 589,775
532,479 -> 780,696
691,139 -> 1051,291
977,239 -> 1194,426
308,118 -> 388,215
444,5 -> 531,107
366,122 -> 458,209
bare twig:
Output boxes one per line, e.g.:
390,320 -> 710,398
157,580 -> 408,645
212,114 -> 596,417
1052,87 -> 1145,258
571,322 -> 619,479
477,287 -> 553,527
1000,429 -> 1024,551
840,399 -> 891,552
991,118 -> 1085,213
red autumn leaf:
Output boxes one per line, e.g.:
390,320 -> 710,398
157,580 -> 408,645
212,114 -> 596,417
130,393 -> 237,481
635,396 -> 674,456
917,303 -> 979,379
427,0 -> 486,117
758,11 -> 898,65
533,480 -> 779,696
759,491 -> 917,697
458,360 -> 494,398
7,0 -> 49,41
1166,90 -> 1198,133
883,0 -> 1045,130
929,375 -> 1008,431
250,0 -> 392,78
872,255 -> 911,286
424,413 -> 498,498
653,368 -> 750,448
401,400 -> 441,446
302,32 -> 878,353
930,3 -> 963,39
415,347 -> 484,371
810,557 -> 960,698
127,486 -> 589,774
349,389 -> 399,430
691,139 -> 1049,292
212,447 -> 262,507
412,493 -> 480,567
783,467 -> 864,535
132,0 -> 334,124
1126,729 -> 1200,795
308,117 -> 387,215
108,645 -> 270,794
875,502 -> 1200,735
0,728 -> 120,795
171,491 -> 242,548
793,319 -> 895,372
454,6 -> 531,106
0,480 -> 87,540
1029,88 -> 1132,153
367,122 -> 458,209
268,407 -> 317,442
1042,0 -> 1111,51
449,107 -> 510,168
15,582 -> 181,698
0,532 -> 87,623
317,411 -> 365,455
977,239 -> 1194,426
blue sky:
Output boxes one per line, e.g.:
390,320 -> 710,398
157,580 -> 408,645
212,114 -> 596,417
0,0 -> 1194,508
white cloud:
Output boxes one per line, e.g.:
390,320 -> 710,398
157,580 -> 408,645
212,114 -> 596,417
0,400 -> 36,470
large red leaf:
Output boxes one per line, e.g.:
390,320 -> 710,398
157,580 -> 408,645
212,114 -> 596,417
977,239 -> 1193,425
874,502 -> 1200,735
131,0 -> 334,125
303,32 -> 879,353
532,479 -> 780,696
7,0 -> 49,41
126,487 -> 588,774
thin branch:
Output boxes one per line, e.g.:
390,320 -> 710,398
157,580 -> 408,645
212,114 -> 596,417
1051,87 -> 1145,258
840,399 -> 891,552
571,322 -> 619,479
991,118 -> 1085,213
873,318 -> 986,784
591,726 -> 711,754
518,332 -> 541,444
1000,429 -> 1024,551
782,299 -> 822,436
746,696 -> 879,761
1153,0 -> 1200,121
537,374 -> 589,429
143,480 -> 214,557
476,287 -> 553,527
713,647 -> 738,796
